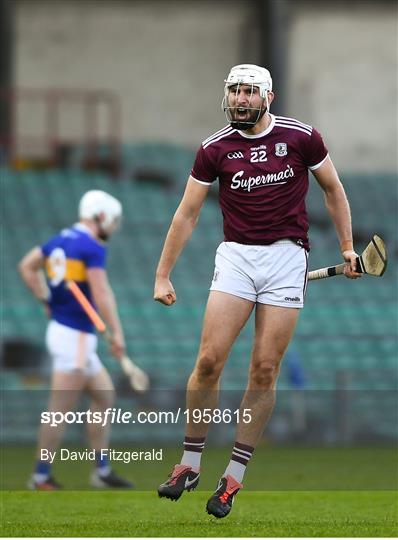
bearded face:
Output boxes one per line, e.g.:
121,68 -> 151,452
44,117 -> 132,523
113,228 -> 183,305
223,83 -> 267,131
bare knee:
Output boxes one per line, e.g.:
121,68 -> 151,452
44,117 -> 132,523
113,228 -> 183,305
250,361 -> 280,389
48,388 -> 82,413
92,389 -> 115,411
194,351 -> 223,384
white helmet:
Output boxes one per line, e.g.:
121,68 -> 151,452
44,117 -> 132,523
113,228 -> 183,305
224,64 -> 273,97
222,64 -> 273,129
79,190 -> 122,237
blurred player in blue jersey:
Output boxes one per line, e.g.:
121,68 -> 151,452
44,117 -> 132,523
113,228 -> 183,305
19,190 -> 133,490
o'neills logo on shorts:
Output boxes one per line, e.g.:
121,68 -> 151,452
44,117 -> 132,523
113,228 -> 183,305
231,165 -> 295,192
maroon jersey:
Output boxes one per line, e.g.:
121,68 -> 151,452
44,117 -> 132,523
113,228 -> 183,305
191,114 -> 328,250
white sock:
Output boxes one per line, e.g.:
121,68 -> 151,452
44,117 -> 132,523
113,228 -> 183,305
33,472 -> 49,483
97,465 -> 111,477
223,442 -> 254,483
224,460 -> 246,483
181,450 -> 201,472
180,436 -> 205,472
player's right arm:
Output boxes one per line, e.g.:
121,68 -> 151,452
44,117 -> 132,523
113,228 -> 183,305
18,246 -> 50,303
154,177 -> 210,306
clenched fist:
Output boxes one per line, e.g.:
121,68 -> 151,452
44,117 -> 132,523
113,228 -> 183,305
154,276 -> 177,306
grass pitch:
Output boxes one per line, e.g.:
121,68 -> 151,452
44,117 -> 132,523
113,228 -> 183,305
1,445 -> 397,536
2,490 -> 397,537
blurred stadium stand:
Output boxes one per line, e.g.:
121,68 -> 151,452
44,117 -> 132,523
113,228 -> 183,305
1,162 -> 396,444
1,0 -> 396,449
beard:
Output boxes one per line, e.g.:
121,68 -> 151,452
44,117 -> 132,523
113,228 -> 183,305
98,230 -> 109,242
228,105 -> 267,130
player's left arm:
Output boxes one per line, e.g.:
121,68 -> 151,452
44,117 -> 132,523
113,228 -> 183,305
86,267 -> 125,359
18,246 -> 51,301
312,156 -> 362,279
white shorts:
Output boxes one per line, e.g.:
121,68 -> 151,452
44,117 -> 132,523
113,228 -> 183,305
46,320 -> 104,376
210,240 -> 308,308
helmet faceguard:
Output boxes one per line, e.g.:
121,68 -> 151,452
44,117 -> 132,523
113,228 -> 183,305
78,190 -> 122,240
222,64 -> 273,130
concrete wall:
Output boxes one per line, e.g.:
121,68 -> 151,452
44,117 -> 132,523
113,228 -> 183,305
288,2 -> 397,172
14,0 -> 397,171
15,0 -> 249,146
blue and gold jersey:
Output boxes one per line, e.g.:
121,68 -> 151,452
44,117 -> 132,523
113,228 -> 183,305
41,224 -> 106,333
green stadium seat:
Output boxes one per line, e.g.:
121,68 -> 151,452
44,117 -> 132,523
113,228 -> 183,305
2,165 -> 396,406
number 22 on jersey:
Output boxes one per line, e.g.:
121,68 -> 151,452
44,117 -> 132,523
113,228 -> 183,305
250,149 -> 267,162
